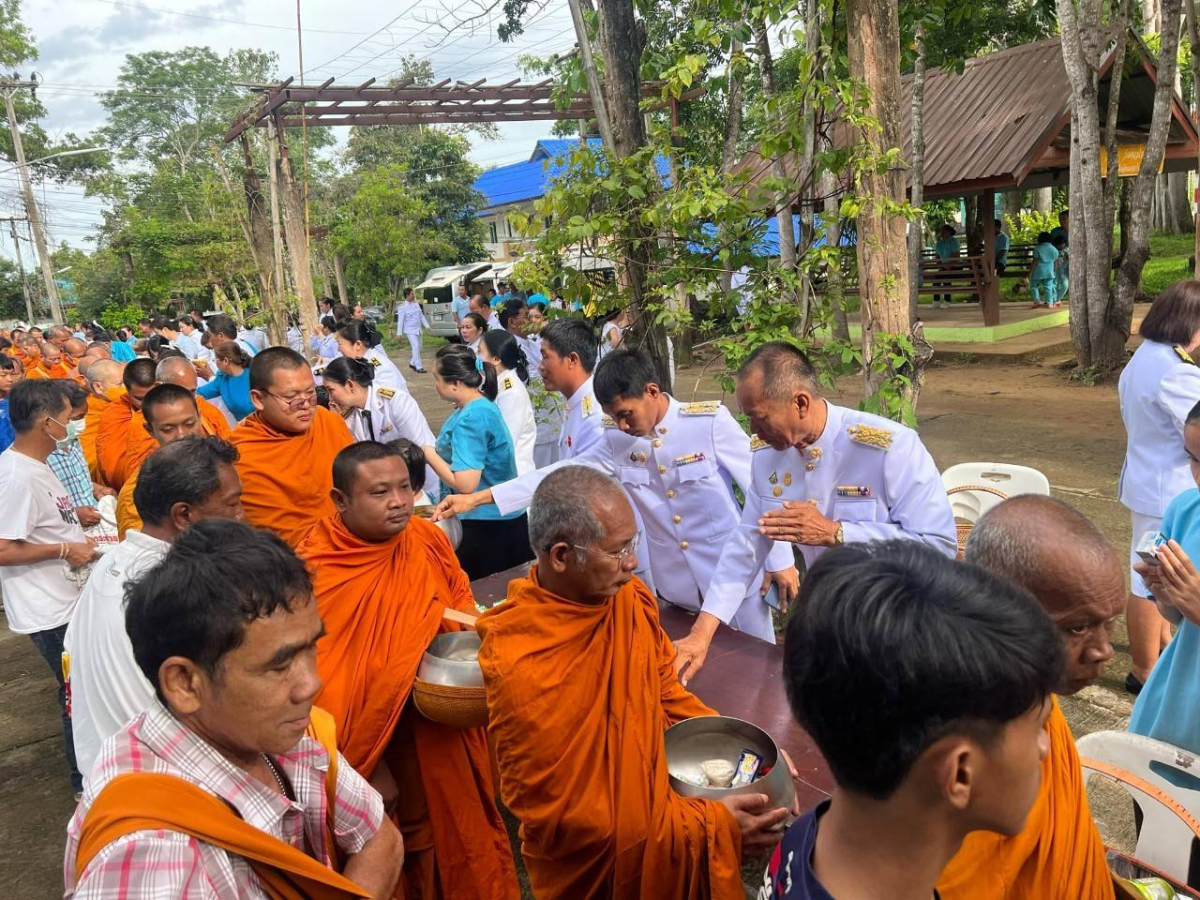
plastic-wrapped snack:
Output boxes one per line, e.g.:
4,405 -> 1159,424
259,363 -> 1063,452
729,749 -> 764,787
700,759 -> 736,787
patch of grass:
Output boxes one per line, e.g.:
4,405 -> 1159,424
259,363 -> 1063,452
1142,231 -> 1195,298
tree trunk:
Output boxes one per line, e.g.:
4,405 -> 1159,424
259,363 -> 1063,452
755,21 -> 799,312
594,0 -> 673,391
1113,0 -> 1184,350
908,23 -> 927,322
846,0 -> 921,406
718,37 -> 745,296
1002,191 -> 1023,220
333,253 -> 349,305
1032,187 -> 1054,213
240,133 -> 287,341
272,118 -> 322,348
965,195 -> 980,251
1170,170 -> 1191,234
1187,0 -> 1200,276
1058,0 -> 1121,370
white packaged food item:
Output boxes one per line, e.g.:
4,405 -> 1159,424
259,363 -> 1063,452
671,765 -> 709,788
700,759 -> 736,788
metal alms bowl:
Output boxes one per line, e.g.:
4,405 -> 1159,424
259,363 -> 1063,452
665,715 -> 796,814
416,632 -> 484,688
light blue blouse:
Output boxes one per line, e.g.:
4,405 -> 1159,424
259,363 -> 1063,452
1130,488 -> 1200,753
435,398 -> 520,521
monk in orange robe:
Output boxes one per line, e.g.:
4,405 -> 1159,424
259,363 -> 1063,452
34,341 -> 71,379
80,359 -> 125,482
121,357 -> 231,477
477,465 -> 789,900
298,441 -> 519,900
115,385 -> 213,537
232,347 -> 354,547
96,358 -> 157,489
938,495 -> 1121,900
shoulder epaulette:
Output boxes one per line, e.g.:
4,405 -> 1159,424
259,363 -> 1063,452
502,375 -> 514,391
601,414 -> 618,428
581,395 -> 595,416
369,357 -> 382,367
377,387 -> 396,399
847,423 -> 893,450
1176,346 -> 1197,366
680,400 -> 720,416
750,434 -> 769,451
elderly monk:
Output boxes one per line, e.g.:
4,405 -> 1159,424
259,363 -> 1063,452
80,359 -> 125,481
116,384 -> 213,538
26,341 -> 69,379
232,347 -> 354,547
121,357 -> 231,478
937,495 -> 1122,900
298,442 -> 519,900
96,358 -> 157,489
65,519 -> 402,898
478,465 -> 793,900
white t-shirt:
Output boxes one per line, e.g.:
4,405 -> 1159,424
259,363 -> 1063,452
65,529 -> 168,784
599,321 -> 622,359
0,448 -> 88,633
494,372 -> 537,476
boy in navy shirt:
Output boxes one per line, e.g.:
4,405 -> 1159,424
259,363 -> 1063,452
759,541 -> 1062,899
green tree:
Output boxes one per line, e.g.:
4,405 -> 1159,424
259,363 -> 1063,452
329,165 -> 456,303
0,255 -> 27,318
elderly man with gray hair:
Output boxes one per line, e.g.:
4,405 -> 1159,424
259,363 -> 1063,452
937,494 -> 1122,899
476,465 -> 796,899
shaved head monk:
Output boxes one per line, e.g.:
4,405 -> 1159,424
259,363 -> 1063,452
120,357 -> 232,481
116,384 -> 213,539
63,337 -> 88,366
28,341 -> 68,379
938,495 -> 1123,900
80,359 -> 124,481
95,358 -> 156,489
298,441 -> 519,900
231,347 -> 354,547
477,465 -> 795,899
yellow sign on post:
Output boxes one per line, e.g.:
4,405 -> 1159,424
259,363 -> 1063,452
1099,145 -> 1165,177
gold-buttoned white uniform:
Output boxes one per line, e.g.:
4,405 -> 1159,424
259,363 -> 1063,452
704,400 -> 956,618
491,396 -> 791,640
344,384 -> 439,493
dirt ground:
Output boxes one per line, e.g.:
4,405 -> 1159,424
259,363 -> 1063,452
0,348 -> 1142,897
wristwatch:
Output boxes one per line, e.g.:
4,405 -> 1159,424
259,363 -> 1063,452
833,523 -> 845,546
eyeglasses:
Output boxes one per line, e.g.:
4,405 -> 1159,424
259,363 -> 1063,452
265,389 -> 318,410
570,532 -> 641,563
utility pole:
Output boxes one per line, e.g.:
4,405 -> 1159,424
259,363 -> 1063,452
566,0 -> 614,148
0,215 -> 32,323
0,80 -> 62,325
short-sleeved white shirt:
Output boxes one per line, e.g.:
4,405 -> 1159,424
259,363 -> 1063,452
0,448 -> 87,633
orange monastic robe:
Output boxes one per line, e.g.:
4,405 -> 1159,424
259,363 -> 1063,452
81,393 -> 111,482
938,697 -> 1115,900
231,408 -> 354,547
298,514 -> 519,900
96,394 -> 136,489
477,569 -> 744,900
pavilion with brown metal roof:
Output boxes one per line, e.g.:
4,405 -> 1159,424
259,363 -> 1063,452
739,33 -> 1200,326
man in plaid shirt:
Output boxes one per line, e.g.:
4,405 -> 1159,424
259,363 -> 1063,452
47,382 -> 111,528
64,519 -> 403,899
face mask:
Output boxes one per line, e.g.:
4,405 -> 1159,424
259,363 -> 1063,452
48,416 -> 81,451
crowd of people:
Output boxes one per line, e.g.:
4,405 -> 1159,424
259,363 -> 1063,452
0,274 -> 1194,899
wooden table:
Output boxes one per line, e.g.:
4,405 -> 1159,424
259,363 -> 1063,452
470,565 -> 834,811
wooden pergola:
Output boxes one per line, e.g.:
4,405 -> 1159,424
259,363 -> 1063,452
223,77 -> 698,141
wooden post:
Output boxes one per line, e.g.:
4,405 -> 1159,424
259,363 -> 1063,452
264,123 -> 291,346
979,191 -> 1001,326
272,116 -> 321,347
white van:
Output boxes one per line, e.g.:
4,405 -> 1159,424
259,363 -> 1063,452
414,262 -> 495,337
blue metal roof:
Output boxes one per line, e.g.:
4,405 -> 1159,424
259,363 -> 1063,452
473,137 -> 671,213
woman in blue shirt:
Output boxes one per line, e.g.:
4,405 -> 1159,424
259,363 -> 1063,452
0,354 -> 17,452
197,341 -> 255,422
424,343 -> 531,580
1131,398 -> 1200,753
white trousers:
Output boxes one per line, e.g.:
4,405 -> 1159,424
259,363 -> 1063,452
405,332 -> 423,370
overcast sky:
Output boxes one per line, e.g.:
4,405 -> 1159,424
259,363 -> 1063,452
0,0 -> 579,264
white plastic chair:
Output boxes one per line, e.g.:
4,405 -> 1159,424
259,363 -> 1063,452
941,463 -> 1050,555
1077,730 -> 1200,885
